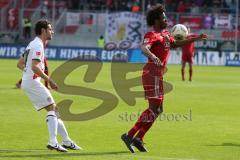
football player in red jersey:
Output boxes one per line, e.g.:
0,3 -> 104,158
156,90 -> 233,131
181,27 -> 198,81
121,4 -> 207,153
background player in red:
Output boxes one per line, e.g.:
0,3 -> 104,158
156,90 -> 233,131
121,4 -> 207,153
181,27 -> 198,81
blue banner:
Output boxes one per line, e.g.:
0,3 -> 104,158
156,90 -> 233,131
128,49 -> 147,63
2,44 -> 239,66
0,44 -> 26,59
0,44 -> 130,62
225,60 -> 240,66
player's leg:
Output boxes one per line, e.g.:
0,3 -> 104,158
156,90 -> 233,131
127,72 -> 161,139
45,104 -> 59,147
132,100 -> 162,152
181,61 -> 186,81
135,101 -> 162,140
189,57 -> 193,81
132,75 -> 164,152
124,103 -> 157,136
21,80 -> 67,152
127,105 -> 156,139
44,104 -> 68,152
121,106 -> 154,153
121,74 -> 163,152
121,70 -> 155,153
54,107 -> 70,142
54,107 -> 82,150
189,63 -> 193,81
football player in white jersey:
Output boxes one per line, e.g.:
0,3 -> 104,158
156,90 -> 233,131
18,20 -> 81,152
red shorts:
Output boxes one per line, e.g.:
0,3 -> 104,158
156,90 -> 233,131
142,64 -> 164,105
182,55 -> 193,64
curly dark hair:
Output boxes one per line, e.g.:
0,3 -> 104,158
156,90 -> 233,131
35,19 -> 52,35
146,4 -> 166,26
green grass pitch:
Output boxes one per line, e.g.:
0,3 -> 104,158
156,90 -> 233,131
0,59 -> 240,160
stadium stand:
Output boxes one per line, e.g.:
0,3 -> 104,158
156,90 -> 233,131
0,0 -> 10,8
23,0 -> 41,18
0,0 -> 239,47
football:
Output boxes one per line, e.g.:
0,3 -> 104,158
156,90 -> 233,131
171,24 -> 189,40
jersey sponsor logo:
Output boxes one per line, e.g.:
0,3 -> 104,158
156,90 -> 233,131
163,36 -> 171,48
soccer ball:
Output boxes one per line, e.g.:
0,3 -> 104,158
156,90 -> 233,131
171,24 -> 189,40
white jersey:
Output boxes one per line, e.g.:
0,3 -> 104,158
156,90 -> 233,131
21,37 -> 55,110
22,37 -> 45,81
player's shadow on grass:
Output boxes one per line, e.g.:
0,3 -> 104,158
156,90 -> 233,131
207,143 -> 240,147
0,149 -> 47,153
0,150 -> 130,158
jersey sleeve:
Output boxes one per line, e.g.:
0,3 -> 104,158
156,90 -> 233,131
31,45 -> 43,61
187,34 -> 198,39
169,33 -> 176,44
142,32 -> 157,47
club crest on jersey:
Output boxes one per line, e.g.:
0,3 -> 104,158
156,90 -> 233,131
36,51 -> 41,56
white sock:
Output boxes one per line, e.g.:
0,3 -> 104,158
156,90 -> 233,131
57,119 -> 71,142
46,111 -> 58,145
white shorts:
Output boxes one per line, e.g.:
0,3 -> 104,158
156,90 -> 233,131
21,79 -> 55,111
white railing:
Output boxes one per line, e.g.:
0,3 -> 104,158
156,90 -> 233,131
55,9 -> 67,33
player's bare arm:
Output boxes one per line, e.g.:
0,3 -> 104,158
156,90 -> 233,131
171,34 -> 208,48
32,59 -> 58,90
17,57 -> 25,71
140,44 -> 162,66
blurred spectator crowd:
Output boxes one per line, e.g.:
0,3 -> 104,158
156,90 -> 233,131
63,0 -> 239,13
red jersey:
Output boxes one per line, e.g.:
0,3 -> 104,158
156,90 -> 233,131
142,30 -> 175,76
182,34 -> 198,57
143,30 -> 175,66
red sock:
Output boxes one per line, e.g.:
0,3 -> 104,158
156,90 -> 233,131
189,69 -> 192,81
181,69 -> 185,81
135,110 -> 157,140
128,108 -> 153,138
